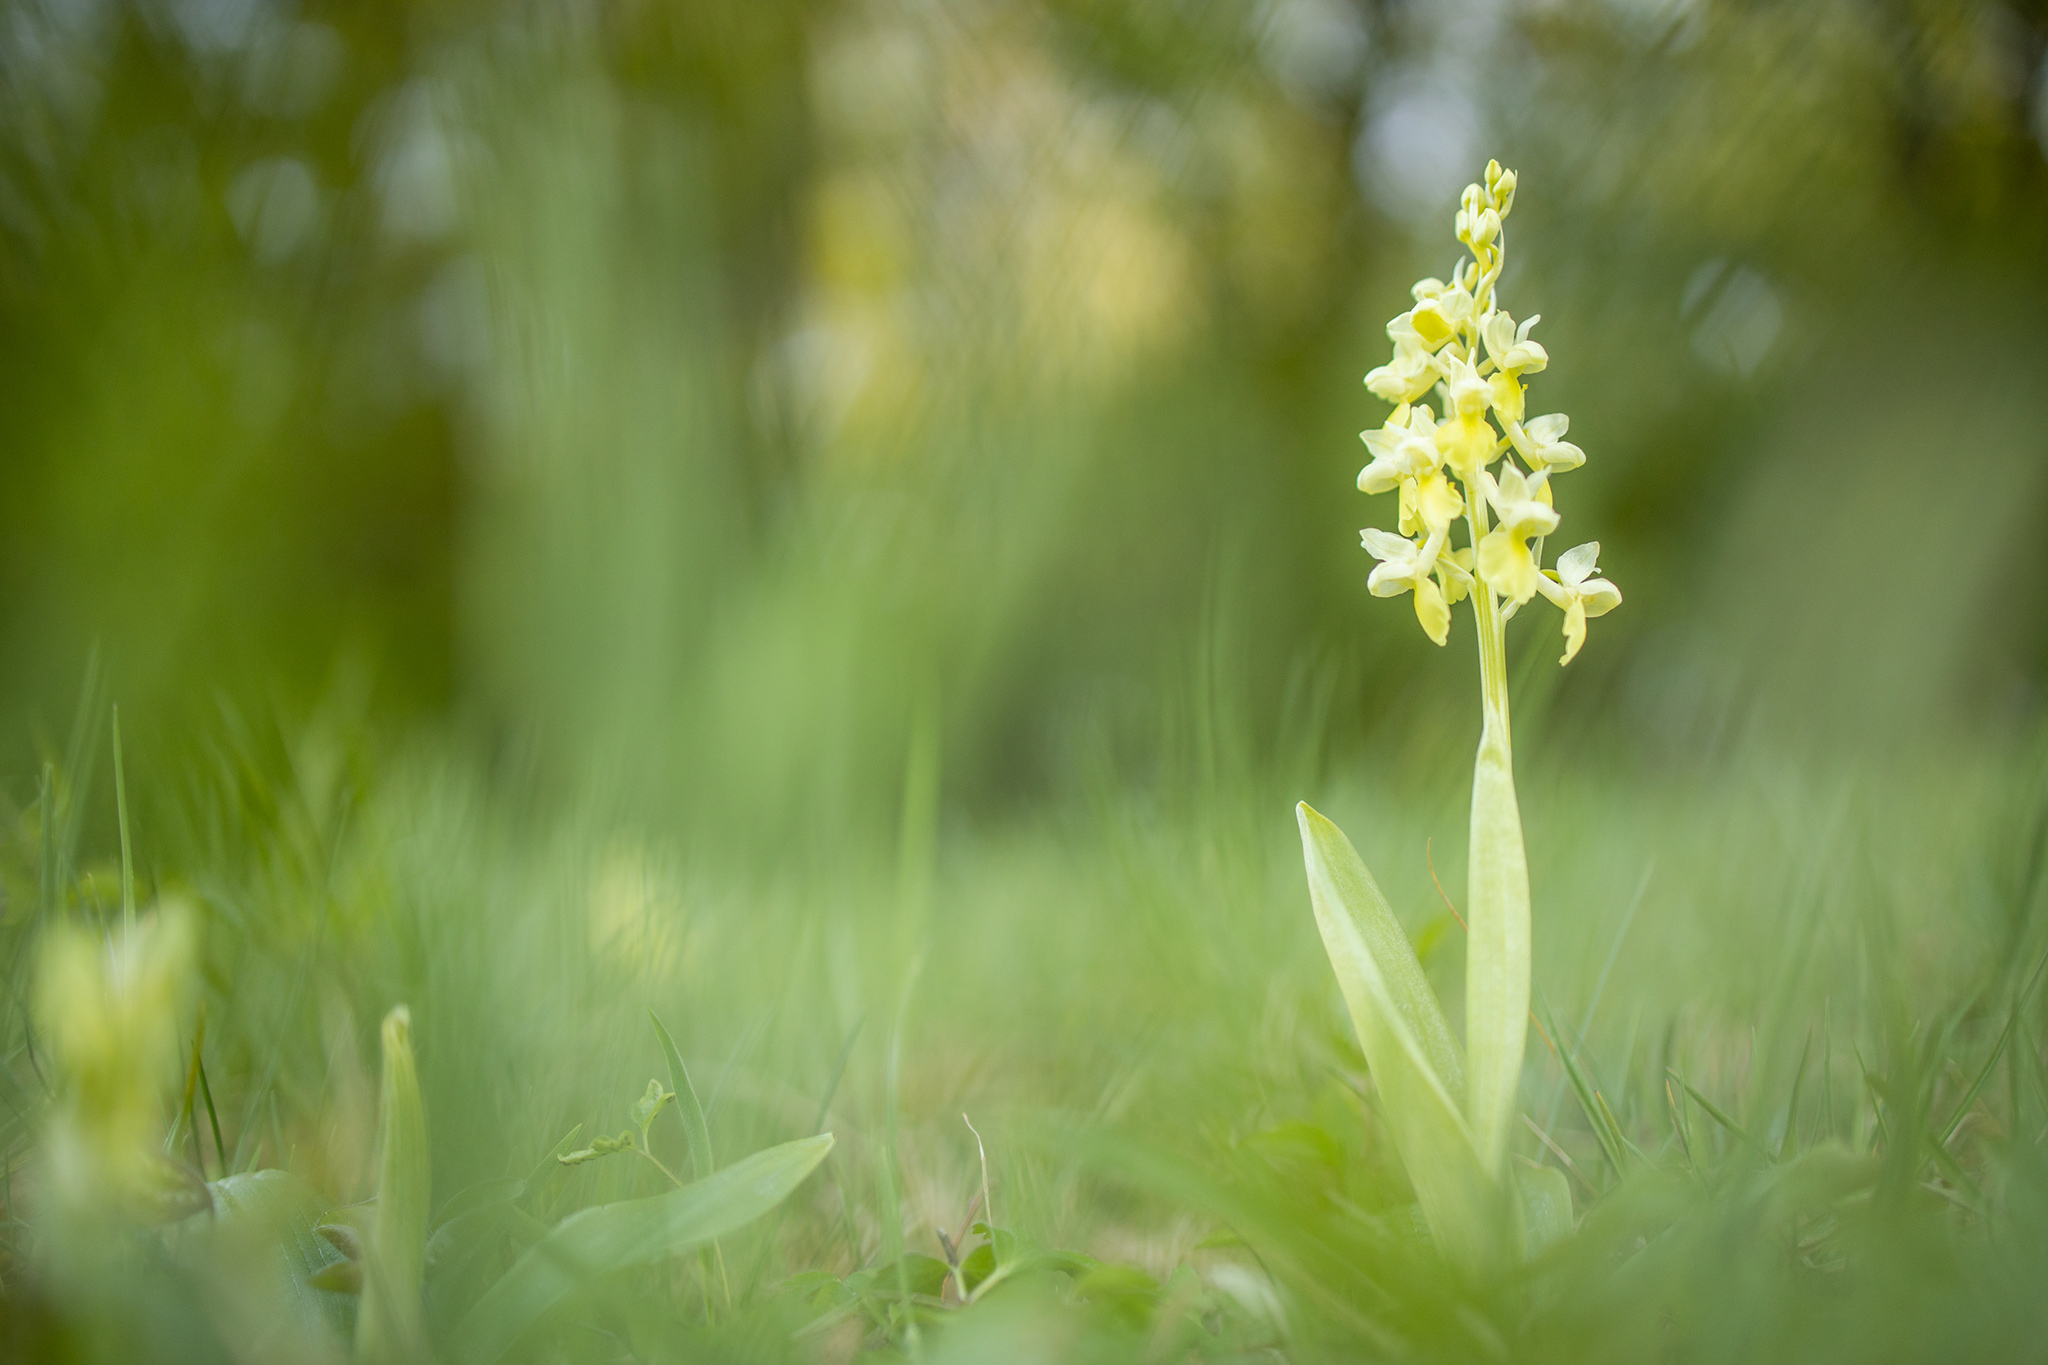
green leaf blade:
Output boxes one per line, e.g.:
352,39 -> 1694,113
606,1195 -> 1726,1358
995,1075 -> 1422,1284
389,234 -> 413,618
1296,802 -> 1463,1095
650,1010 -> 715,1180
1514,1163 -> 1573,1258
1465,728 -> 1532,1178
451,1133 -> 833,1365
358,1006 -> 431,1363
1296,802 -> 1498,1266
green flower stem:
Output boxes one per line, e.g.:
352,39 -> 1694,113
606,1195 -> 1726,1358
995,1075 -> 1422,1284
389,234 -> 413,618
1467,501 -> 1512,743
638,1141 -> 687,1191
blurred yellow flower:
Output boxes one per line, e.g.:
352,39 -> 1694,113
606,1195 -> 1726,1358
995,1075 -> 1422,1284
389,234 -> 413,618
34,904 -> 199,1218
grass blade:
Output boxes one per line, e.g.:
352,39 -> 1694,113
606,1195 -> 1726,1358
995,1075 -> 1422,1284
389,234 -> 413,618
650,1010 -> 714,1181
113,703 -> 136,934
1548,1005 -> 1626,1175
1938,948 -> 2048,1148
1669,1069 -> 1765,1159
451,1133 -> 833,1365
1780,1029 -> 1812,1160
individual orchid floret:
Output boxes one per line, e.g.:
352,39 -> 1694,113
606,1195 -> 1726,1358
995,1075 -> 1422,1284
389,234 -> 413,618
1535,542 -> 1622,664
1360,406 -> 1466,537
1435,544 -> 1476,606
1475,466 -> 1559,605
1360,527 -> 1452,645
1433,353 -> 1496,478
1513,412 -> 1586,473
1482,311 -> 1547,423
1408,277 -> 1476,351
1358,404 -> 1441,493
1401,470 -> 1465,538
1457,184 -> 1502,253
1365,314 -> 1442,405
1482,312 -> 1546,374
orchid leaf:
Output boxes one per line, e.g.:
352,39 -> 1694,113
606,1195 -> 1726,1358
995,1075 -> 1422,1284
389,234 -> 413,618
1466,726 -> 1532,1177
1297,802 -> 1499,1266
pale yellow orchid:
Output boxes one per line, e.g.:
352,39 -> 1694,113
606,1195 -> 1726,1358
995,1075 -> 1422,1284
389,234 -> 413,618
1407,276 -> 1476,352
1364,312 -> 1442,405
1433,353 -> 1496,479
1514,412 -> 1585,473
1358,404 -> 1442,493
34,904 -> 200,1219
1481,310 -> 1547,422
1536,541 -> 1623,664
1360,405 -> 1466,539
1360,526 -> 1452,645
1475,466 -> 1558,606
1351,159 -> 1616,661
1312,157 -> 1622,1277
1456,184 -> 1502,252
1401,470 -> 1466,538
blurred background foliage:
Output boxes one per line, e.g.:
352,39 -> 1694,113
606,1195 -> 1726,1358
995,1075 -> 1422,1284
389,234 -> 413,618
5,0 -> 2046,852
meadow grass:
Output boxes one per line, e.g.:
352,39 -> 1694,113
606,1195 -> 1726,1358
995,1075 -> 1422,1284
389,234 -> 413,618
6,683 -> 2047,1362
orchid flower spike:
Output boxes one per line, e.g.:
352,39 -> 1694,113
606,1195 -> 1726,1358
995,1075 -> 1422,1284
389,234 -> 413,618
1350,159 -> 1619,664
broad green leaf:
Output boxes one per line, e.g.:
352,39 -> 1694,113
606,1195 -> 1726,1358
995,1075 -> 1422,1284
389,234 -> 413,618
358,1006 -> 431,1364
184,1169 -> 353,1341
451,1133 -> 833,1365
425,1199 -> 551,1339
650,1010 -> 714,1180
434,1179 -> 523,1229
1296,804 -> 1462,1097
515,1125 -> 583,1218
1296,803 -> 1498,1266
863,1252 -> 952,1300
1465,724 -> 1531,1177
1514,1164 -> 1572,1257
1760,1141 -> 1881,1221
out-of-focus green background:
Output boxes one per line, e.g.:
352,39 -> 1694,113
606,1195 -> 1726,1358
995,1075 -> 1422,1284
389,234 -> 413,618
7,0 -> 2046,834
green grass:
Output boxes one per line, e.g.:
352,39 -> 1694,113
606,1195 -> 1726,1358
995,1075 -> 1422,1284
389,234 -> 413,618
6,697 -> 2048,1362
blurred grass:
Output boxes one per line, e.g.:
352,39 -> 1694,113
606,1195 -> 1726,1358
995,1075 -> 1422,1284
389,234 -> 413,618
5,0 -> 2048,1359
12,689 -> 2048,1358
